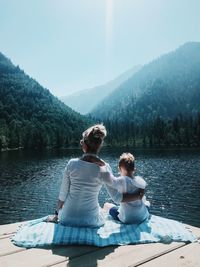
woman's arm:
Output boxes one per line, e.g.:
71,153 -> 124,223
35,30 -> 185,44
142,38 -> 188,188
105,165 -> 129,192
121,189 -> 144,202
105,184 -> 123,204
102,167 -> 145,203
57,199 -> 64,210
45,162 -> 71,223
102,164 -> 124,204
106,185 -> 144,204
58,161 -> 71,202
122,176 -> 146,202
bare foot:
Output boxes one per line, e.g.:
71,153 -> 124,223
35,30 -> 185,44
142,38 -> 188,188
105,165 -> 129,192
103,202 -> 115,213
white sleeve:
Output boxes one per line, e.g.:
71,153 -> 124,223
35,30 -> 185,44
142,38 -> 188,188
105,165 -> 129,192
100,165 -> 124,189
132,176 -> 147,189
58,161 -> 71,202
105,184 -> 123,204
100,171 -> 125,190
99,165 -> 116,186
101,163 -> 123,204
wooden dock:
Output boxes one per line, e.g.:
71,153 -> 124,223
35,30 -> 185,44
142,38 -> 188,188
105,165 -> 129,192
0,221 -> 199,267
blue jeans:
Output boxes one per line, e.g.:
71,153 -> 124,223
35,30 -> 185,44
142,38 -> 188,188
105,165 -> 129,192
109,206 -> 120,221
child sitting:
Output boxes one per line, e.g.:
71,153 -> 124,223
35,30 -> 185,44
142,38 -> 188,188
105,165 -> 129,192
102,153 -> 150,224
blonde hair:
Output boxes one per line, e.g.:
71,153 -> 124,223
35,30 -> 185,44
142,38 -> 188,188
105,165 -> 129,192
81,124 -> 107,153
119,153 -> 135,172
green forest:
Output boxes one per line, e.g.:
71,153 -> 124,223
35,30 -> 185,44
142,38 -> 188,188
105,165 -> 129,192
101,114 -> 200,147
92,43 -> 200,147
0,53 -> 89,150
1,42 -> 200,151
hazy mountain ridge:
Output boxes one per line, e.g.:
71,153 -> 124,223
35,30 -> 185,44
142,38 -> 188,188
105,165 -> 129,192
0,52 -> 89,150
60,65 -> 141,114
92,42 -> 200,119
1,42 -> 199,150
91,42 -> 200,146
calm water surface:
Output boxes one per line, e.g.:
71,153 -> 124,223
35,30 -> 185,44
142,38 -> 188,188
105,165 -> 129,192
0,148 -> 200,227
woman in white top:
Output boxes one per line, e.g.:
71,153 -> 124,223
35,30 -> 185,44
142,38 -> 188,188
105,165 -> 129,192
48,124 -> 144,227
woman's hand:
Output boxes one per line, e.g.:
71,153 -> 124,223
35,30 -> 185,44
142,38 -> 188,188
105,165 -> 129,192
44,200 -> 64,223
139,189 -> 145,199
44,214 -> 58,223
57,200 -> 64,210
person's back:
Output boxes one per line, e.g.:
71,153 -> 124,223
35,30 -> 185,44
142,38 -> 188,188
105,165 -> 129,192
55,124 -> 108,227
117,175 -> 149,223
103,153 -> 150,224
58,158 -> 104,227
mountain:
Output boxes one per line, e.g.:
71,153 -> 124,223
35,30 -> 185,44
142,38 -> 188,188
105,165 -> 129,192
60,65 -> 141,114
0,52 -> 89,150
92,42 -> 200,146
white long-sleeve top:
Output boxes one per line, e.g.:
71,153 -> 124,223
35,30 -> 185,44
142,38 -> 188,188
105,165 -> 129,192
58,158 -> 122,227
100,166 -> 150,223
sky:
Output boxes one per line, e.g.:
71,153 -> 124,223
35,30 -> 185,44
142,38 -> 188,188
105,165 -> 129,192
0,0 -> 200,97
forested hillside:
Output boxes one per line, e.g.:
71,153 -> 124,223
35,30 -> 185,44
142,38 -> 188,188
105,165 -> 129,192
0,53 -> 89,150
92,42 -> 200,147
61,65 -> 141,114
1,42 -> 200,150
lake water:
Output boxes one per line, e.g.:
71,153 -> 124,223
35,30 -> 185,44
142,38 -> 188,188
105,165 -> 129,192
0,148 -> 200,227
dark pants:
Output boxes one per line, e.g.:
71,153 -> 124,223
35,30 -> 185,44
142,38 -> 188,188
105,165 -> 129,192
109,206 -> 120,221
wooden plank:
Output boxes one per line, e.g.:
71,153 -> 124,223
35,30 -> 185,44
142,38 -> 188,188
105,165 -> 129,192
0,222 -> 24,237
183,224 -> 200,238
0,237 -> 26,257
138,243 -> 200,267
0,234 -> 13,240
0,245 -> 100,267
52,242 -> 185,267
0,221 -> 198,267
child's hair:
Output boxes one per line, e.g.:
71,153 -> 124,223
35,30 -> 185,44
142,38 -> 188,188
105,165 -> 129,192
119,153 -> 135,172
81,124 -> 107,153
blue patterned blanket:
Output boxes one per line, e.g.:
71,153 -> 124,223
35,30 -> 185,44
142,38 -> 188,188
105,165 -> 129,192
12,214 -> 197,248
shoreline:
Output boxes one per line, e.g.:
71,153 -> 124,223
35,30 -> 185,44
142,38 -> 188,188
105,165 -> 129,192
1,145 -> 200,153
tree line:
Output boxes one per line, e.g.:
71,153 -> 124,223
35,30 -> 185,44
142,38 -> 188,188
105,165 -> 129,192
101,113 -> 200,147
0,53 -> 89,150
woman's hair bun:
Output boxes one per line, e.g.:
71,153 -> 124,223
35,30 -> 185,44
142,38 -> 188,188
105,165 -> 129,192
81,124 -> 107,153
90,125 -> 107,139
82,124 -> 107,142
